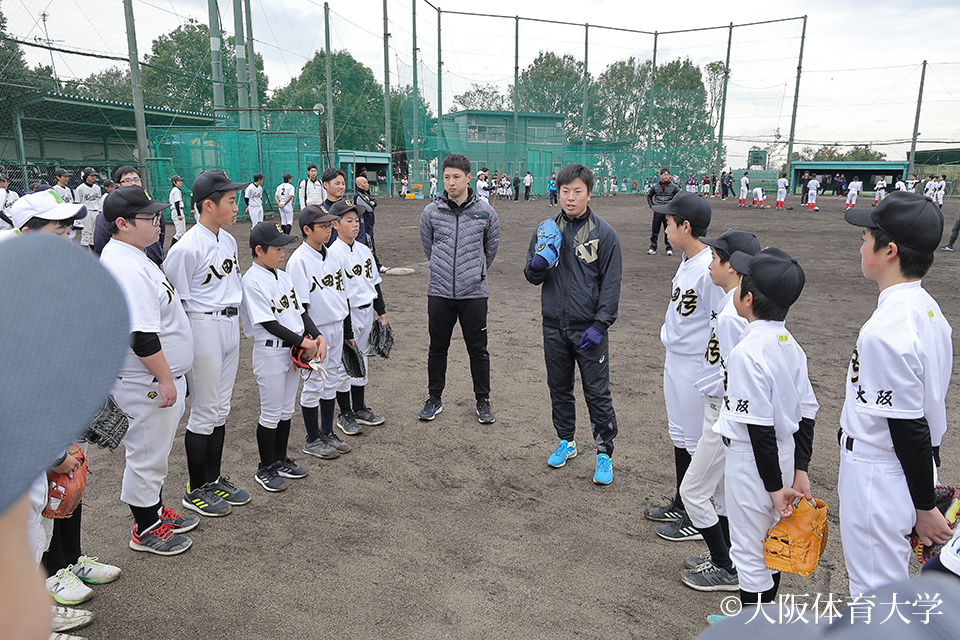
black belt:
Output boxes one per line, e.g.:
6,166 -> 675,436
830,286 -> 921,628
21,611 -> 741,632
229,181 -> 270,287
204,306 -> 238,317
837,428 -> 854,451
721,436 -> 731,447
263,340 -> 293,348
357,303 -> 371,309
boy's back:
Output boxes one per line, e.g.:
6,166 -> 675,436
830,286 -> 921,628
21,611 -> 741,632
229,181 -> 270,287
661,247 -> 724,355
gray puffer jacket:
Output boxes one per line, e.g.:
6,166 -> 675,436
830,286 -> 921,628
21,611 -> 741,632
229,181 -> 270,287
420,188 -> 500,299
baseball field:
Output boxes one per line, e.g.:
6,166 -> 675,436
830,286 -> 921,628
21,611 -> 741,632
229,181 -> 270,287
79,192 -> 960,639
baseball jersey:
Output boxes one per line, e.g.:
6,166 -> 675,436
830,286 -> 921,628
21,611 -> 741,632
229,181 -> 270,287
239,262 -> 304,341
287,241 -> 349,326
100,239 -> 193,380
719,320 -> 819,443
244,183 -> 263,209
938,179 -> 947,193
276,183 -> 295,216
163,223 -> 242,313
848,181 -> 863,195
0,189 -> 14,229
740,176 -> 749,191
53,185 -> 79,227
327,237 -> 382,308
298,178 -> 326,209
74,183 -> 102,216
840,281 -> 952,449
924,180 -> 937,197
430,177 -> 438,191
777,178 -> 788,191
907,179 -> 919,193
169,186 -> 183,215
477,179 -> 489,202
895,180 -> 906,191
875,179 -> 887,191
697,287 -> 748,399
661,247 -> 724,355
807,179 -> 820,193
753,187 -> 764,200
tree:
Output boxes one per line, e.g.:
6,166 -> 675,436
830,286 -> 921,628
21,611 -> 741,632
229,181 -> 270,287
451,83 -> 507,111
704,61 -> 726,131
515,52 -> 590,140
63,67 -> 131,102
843,145 -> 886,161
269,50 -> 383,152
649,58 -> 713,173
812,144 -> 842,161
591,57 -> 649,145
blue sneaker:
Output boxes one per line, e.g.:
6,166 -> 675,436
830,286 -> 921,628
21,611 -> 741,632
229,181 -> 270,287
547,440 -> 577,468
707,615 -> 726,625
593,454 -> 613,485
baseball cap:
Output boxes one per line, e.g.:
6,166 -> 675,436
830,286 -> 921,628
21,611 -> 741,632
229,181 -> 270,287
844,190 -> 943,253
102,186 -> 169,222
652,190 -> 712,228
700,228 -> 761,260
283,173 -> 293,181
0,173 -> 8,182
327,199 -> 358,218
171,175 -> 182,184
250,221 -> 298,249
102,180 -> 116,189
54,168 -> 70,178
0,234 -> 128,516
192,170 -> 247,204
729,247 -> 805,308
10,189 -> 88,229
298,204 -> 339,230
82,167 -> 96,177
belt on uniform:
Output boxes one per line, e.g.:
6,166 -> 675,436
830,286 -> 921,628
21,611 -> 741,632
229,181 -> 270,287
204,306 -> 238,317
357,303 -> 372,309
263,340 -> 293,348
837,428 -> 854,451
721,436 -> 731,447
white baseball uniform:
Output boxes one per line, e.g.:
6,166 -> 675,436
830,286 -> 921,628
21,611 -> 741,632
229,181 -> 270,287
937,179 -> 946,206
169,186 -> 186,239
276,182 -> 295,223
895,180 -> 906,191
807,179 -> 820,205
752,187 -> 764,207
54,185 -> 80,238
328,236 -> 382,388
287,241 -> 349,406
839,281 -> 952,597
661,246 -> 725,452
719,320 -> 818,594
74,183 -> 102,247
906,179 -> 919,193
298,178 -> 326,212
776,178 -> 788,208
476,178 -> 489,202
874,179 -> 886,203
429,176 -> 438,198
846,180 -> 863,207
682,287 -> 749,527
739,176 -> 749,202
245,183 -> 264,226
924,180 -> 937,199
100,239 -> 193,507
163,223 -> 242,436
240,262 -> 304,428
0,188 -> 12,230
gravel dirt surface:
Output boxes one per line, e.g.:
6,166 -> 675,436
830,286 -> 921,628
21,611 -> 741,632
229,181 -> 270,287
77,191 -> 960,640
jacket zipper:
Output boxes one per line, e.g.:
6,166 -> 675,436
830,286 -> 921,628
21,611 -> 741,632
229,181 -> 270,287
452,205 -> 460,298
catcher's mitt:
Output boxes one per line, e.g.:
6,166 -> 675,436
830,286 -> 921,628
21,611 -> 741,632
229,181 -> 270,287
764,497 -> 829,578
910,485 -> 960,564
79,395 -> 130,450
342,341 -> 366,379
534,219 -> 562,269
43,444 -> 87,519
370,320 -> 394,359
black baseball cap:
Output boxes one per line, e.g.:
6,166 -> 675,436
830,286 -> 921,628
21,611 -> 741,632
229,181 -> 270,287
171,175 -> 183,184
82,167 -> 96,177
250,221 -> 298,249
844,191 -> 943,253
730,247 -> 805,308
103,186 -> 170,222
298,204 -> 339,230
283,173 -> 293,181
327,199 -> 359,218
652,190 -> 712,228
700,228 -> 761,259
191,170 -> 248,204
0,173 -> 8,182
54,168 -> 70,177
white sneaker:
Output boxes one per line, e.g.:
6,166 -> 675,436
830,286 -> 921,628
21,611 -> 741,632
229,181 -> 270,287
70,556 -> 121,584
49,633 -> 87,640
46,568 -> 94,605
379,265 -> 390,273
51,605 -> 94,632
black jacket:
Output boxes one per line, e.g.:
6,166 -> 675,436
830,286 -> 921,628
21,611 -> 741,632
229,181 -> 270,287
524,207 -> 622,333
647,180 -> 681,209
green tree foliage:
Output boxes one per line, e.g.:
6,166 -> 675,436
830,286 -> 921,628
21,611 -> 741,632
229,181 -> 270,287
269,50 -> 383,151
648,58 -> 713,173
515,52 -> 589,140
63,67 -> 132,102
812,143 -> 841,161
591,57 -> 649,145
451,83 -> 507,112
843,145 -> 886,161
704,61 -> 726,131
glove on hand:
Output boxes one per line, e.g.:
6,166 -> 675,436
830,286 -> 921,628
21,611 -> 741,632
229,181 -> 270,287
580,326 -> 603,350
533,219 -> 561,269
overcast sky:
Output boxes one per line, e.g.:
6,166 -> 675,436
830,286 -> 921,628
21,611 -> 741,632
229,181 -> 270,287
8,0 -> 960,165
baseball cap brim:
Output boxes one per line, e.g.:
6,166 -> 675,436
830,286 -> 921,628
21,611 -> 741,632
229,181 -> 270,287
843,207 -> 875,229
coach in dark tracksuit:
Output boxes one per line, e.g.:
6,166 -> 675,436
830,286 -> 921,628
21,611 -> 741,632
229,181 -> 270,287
525,164 -> 622,463
647,168 -> 680,254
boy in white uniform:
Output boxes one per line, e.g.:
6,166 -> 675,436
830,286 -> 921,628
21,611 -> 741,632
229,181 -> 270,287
806,176 -> 820,211
240,222 -> 325,492
74,168 -> 101,251
645,192 -> 725,527
326,200 -> 388,436
775,174 -> 788,210
845,176 -> 863,210
719,247 -> 818,608
677,228 -> 760,591
895,176 -> 906,192
275,173 -> 295,225
164,169 -> 252,518
923,175 -> 937,200
873,177 -> 887,206
288,205 -> 355,458
751,186 -> 765,208
906,175 -> 919,193
244,173 -> 265,226
429,174 -> 438,198
53,168 -> 78,240
169,175 -> 186,247
840,192 -> 953,597
100,186 -> 199,556
937,175 -> 947,209
738,172 -> 749,207
0,173 -> 18,229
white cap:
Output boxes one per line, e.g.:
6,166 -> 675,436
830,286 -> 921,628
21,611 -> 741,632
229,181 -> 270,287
10,189 -> 87,229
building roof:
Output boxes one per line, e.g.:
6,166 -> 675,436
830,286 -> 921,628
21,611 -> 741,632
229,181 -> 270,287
911,148 -> 960,166
442,109 -> 566,120
791,161 -> 909,170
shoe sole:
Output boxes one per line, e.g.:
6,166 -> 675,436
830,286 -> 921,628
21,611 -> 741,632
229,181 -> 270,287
129,538 -> 192,556
277,470 -> 309,479
74,574 -> 119,585
167,518 -> 199,534
302,446 -> 340,460
419,406 -> 443,421
657,530 -> 704,542
218,494 -> 252,506
337,424 -> 362,436
681,576 -> 739,592
354,415 -> 385,426
593,476 -> 612,485
48,591 -> 93,606
547,449 -> 577,468
255,476 -> 287,492
645,509 -> 684,522
181,497 -> 232,517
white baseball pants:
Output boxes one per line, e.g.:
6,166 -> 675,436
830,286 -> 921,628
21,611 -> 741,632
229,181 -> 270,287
252,343 -> 298,428
663,350 -> 705,452
299,320 -> 344,407
680,398 -> 727,529
184,313 -> 240,435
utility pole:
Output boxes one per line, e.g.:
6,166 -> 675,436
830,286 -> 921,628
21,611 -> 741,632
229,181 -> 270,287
38,13 -> 61,90
244,0 -> 260,128
714,23 -> 733,186
383,0 -> 392,195
411,0 -> 419,184
908,60 -> 926,179
122,0 -> 149,192
324,3 -> 335,164
208,0 -> 226,115
581,24 -> 588,162
644,32 -> 658,180
514,16 -> 519,157
785,15 -> 806,191
233,0 -> 250,129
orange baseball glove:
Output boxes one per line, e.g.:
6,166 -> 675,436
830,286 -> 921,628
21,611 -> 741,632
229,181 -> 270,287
43,444 -> 87,519
764,497 -> 829,578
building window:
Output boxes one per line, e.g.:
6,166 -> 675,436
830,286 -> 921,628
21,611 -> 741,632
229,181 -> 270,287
467,124 -> 506,143
528,127 -> 561,144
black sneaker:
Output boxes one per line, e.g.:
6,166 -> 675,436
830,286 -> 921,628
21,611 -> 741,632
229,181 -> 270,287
129,522 -> 192,556
656,513 -> 704,541
255,462 -> 287,492
276,457 -> 309,479
645,499 -> 685,522
476,398 -> 496,424
181,483 -> 233,517
336,411 -> 362,436
303,437 -> 340,459
322,432 -> 352,453
353,406 -> 385,426
419,397 -> 443,421
941,245 -> 954,251
208,476 -> 251,506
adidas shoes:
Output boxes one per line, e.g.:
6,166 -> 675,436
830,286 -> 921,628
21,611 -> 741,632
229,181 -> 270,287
547,440 -> 577,468
645,499 -> 685,522
353,406 -> 385,426
656,513 -> 704,541
159,506 -> 199,533
255,462 -> 287,492
129,522 -> 192,556
303,437 -> 341,460
208,476 -> 251,506
681,563 -> 739,592
276,457 -> 309,479
684,551 -> 712,570
336,411 -> 362,436
322,432 -> 352,453
182,483 -> 233,517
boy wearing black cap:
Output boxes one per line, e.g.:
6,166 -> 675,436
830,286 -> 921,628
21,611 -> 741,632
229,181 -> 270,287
288,205 -> 355,458
100,186 -> 199,556
164,169 -> 252,517
645,191 -> 725,527
240,222 -> 326,492
169,175 -> 185,246
52,168 -> 78,240
717,247 -> 818,609
675,228 -> 761,592
244,173 -> 265,226
74,168 -> 101,251
839,191 -> 953,597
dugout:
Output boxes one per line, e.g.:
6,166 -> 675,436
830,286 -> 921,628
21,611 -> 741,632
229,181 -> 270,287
334,150 -> 391,195
789,161 -> 909,195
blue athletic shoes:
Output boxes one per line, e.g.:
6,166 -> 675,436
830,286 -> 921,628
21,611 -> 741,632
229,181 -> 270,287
547,440 -> 577,468
593,454 -> 613,485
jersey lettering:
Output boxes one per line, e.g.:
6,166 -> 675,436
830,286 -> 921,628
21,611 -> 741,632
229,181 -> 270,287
676,288 -> 698,316
575,238 -> 599,263
270,287 -> 302,314
856,385 -> 866,404
704,330 -> 720,365
364,258 -> 373,279
850,347 -> 860,384
161,278 -> 175,305
876,390 -> 893,407
671,287 -> 681,302
311,270 -> 345,293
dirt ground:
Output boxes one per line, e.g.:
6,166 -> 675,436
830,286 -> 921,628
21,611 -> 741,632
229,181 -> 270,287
76,191 -> 960,640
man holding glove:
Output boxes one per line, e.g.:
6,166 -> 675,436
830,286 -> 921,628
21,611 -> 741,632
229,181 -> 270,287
524,164 -> 622,485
